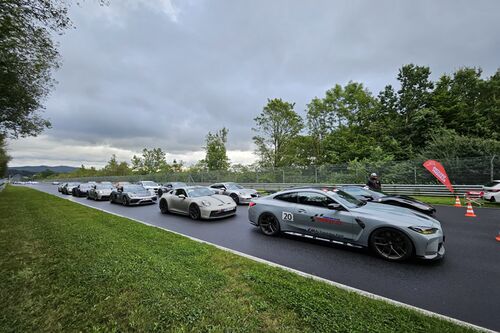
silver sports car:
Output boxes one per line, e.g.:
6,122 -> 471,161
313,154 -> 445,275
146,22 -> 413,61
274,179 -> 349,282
209,182 -> 259,204
248,187 -> 445,261
159,186 -> 237,220
87,183 -> 115,201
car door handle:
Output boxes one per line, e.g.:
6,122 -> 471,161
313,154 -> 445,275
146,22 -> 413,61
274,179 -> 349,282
297,209 -> 307,213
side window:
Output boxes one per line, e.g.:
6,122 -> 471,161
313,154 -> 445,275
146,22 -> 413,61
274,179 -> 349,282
297,192 -> 334,208
274,192 -> 297,203
174,189 -> 187,196
210,184 -> 219,189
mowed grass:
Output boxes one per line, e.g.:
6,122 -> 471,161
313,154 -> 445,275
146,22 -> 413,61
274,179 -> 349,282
412,196 -> 499,208
0,187 -> 477,332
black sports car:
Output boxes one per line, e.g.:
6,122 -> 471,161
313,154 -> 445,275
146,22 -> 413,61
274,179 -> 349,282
72,183 -> 94,197
340,185 -> 436,216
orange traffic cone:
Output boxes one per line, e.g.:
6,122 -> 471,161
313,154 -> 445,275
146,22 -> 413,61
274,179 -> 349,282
496,231 -> 500,242
454,196 -> 461,207
465,202 -> 476,217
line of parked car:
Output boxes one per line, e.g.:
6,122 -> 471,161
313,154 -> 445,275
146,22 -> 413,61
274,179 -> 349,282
54,180 -> 449,262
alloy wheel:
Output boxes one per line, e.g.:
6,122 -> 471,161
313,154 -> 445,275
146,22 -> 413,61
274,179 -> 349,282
371,228 -> 413,261
259,214 -> 280,236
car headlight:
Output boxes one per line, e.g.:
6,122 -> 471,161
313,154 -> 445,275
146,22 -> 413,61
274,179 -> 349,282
201,200 -> 211,207
409,226 -> 439,234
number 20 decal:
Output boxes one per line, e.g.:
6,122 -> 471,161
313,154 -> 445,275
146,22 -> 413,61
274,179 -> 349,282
282,211 -> 294,222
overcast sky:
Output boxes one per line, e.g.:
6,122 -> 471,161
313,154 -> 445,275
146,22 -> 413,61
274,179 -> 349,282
8,0 -> 500,167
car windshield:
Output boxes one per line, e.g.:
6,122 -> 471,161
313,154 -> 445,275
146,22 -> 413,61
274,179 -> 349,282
96,184 -> 114,190
225,183 -> 244,190
68,182 -> 80,186
141,181 -> 158,186
343,186 -> 386,199
484,181 -> 500,187
80,184 -> 93,189
187,187 -> 214,198
123,185 -> 147,193
329,190 -> 365,208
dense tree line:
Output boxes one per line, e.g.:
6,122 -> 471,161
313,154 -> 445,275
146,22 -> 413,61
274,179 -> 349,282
253,64 -> 500,168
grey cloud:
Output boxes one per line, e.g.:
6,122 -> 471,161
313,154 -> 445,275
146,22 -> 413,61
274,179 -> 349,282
10,0 -> 500,167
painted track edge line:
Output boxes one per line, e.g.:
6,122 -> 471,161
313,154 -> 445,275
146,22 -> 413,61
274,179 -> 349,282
31,187 -> 496,333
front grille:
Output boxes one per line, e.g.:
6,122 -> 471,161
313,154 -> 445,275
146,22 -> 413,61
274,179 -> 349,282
210,208 -> 236,218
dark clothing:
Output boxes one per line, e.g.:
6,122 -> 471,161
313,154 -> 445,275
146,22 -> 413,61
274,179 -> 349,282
367,177 -> 382,191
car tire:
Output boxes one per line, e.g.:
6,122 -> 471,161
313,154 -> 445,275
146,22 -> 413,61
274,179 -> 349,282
122,197 -> 129,206
189,204 -> 201,220
230,193 -> 240,205
158,189 -> 163,197
369,228 -> 414,262
258,213 -> 280,236
159,199 -> 170,214
490,196 -> 496,203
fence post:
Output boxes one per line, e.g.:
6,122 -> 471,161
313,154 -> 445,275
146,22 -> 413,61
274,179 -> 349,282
282,169 -> 285,184
414,166 -> 417,184
315,166 -> 318,183
491,155 -> 497,182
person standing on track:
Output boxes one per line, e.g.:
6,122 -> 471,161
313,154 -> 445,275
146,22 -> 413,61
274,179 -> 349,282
367,173 -> 382,191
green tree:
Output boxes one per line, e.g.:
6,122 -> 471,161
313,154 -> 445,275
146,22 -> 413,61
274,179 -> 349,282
132,148 -> 169,174
204,127 -> 230,171
0,135 -> 11,176
253,98 -> 303,167
171,159 -> 184,173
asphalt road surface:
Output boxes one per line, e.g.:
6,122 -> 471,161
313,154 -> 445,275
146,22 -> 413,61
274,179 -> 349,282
28,184 -> 500,331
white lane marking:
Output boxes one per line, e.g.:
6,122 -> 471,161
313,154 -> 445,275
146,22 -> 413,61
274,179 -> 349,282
30,186 -> 495,333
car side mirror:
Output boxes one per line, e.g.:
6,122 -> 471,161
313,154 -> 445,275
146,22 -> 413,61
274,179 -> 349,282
118,187 -> 123,192
328,203 -> 342,210
178,194 -> 186,199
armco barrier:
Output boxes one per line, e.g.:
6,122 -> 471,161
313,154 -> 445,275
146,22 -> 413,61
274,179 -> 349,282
0,179 -> 6,192
228,183 -> 483,197
49,178 -> 483,197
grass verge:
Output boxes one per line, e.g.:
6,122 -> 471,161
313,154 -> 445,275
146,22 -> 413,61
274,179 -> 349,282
412,195 -> 498,208
0,186 -> 478,332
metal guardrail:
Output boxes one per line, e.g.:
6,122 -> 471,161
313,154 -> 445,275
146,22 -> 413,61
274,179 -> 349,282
48,179 -> 483,197
227,183 -> 483,197
0,179 -> 6,192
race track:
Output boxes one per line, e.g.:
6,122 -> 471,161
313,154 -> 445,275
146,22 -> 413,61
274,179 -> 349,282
28,184 -> 500,331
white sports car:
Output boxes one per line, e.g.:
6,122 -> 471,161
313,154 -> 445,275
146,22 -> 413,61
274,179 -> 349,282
482,180 -> 500,202
159,186 -> 237,220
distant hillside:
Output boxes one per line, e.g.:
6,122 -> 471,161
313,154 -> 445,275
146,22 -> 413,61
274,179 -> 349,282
8,165 -> 77,176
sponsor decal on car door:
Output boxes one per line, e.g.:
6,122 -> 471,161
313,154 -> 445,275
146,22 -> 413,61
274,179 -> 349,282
293,191 -> 358,240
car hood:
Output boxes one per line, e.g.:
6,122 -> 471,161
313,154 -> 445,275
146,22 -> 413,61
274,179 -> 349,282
127,191 -> 152,197
194,195 -> 236,207
232,189 -> 258,196
381,195 -> 434,210
353,202 -> 439,228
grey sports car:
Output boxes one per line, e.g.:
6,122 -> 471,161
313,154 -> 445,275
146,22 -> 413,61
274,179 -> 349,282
209,182 -> 259,204
248,187 -> 445,261
159,186 -> 237,220
110,184 -> 157,206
